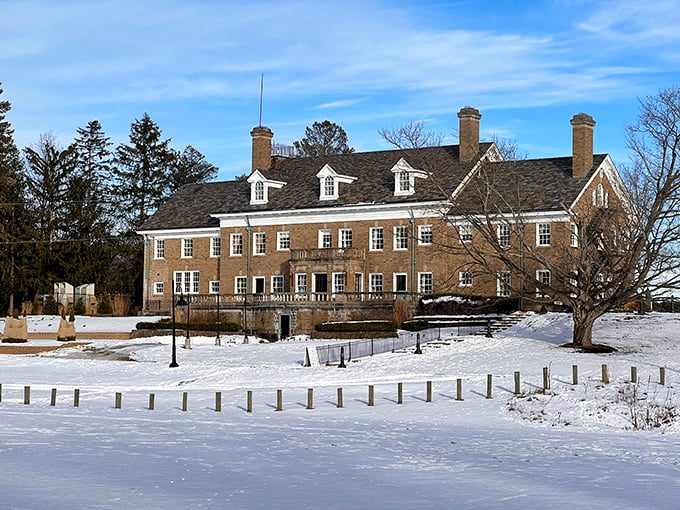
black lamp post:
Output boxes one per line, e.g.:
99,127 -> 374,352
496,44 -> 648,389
169,279 -> 181,368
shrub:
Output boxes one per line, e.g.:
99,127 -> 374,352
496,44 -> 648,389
400,320 -> 429,331
97,294 -> 113,315
43,295 -> 58,315
74,297 -> 86,315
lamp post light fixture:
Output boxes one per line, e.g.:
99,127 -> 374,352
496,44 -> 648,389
169,279 -> 180,368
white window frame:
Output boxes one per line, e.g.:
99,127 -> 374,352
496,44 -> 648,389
418,272 -> 433,295
254,232 -> 266,255
210,237 -> 221,257
318,229 -> 332,249
537,223 -> 551,246
459,271 -> 473,287
230,233 -> 243,257
536,269 -> 551,298
398,171 -> 411,194
459,223 -> 472,243
393,225 -> 408,251
209,280 -> 220,294
271,275 -> 284,294
570,223 -> 579,248
332,272 -> 346,294
369,273 -> 384,294
235,276 -> 247,295
181,238 -> 193,258
497,271 -> 511,297
339,228 -> 353,249
174,270 -> 200,294
295,273 -> 308,295
369,227 -> 384,251
154,239 -> 165,259
277,231 -> 291,251
323,175 -> 335,199
497,224 -> 511,247
418,225 -> 433,246
153,282 -> 164,295
393,273 -> 408,293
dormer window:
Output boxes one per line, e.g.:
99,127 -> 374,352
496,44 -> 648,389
316,164 -> 357,201
247,170 -> 286,205
254,181 -> 264,202
391,158 -> 427,196
324,176 -> 335,198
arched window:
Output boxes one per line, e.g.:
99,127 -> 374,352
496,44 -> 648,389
595,183 -> 605,207
324,176 -> 335,197
254,181 -> 265,201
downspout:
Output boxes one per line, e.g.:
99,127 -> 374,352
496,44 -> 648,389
409,209 -> 416,294
519,224 -> 525,311
245,216 -> 252,338
144,235 -> 151,313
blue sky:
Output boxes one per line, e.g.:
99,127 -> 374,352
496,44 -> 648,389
2,0 -> 679,180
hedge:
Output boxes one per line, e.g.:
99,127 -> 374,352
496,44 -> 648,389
315,321 -> 397,333
136,320 -> 240,332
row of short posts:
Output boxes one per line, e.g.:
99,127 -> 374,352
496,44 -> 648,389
5,365 -> 668,410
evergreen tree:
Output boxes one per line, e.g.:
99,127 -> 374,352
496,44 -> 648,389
0,84 -> 31,311
66,120 -> 116,290
169,145 -> 218,193
113,113 -> 175,231
293,120 -> 355,157
23,132 -> 76,293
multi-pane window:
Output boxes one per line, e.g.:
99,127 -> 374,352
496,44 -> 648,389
498,224 -> 511,247
332,272 -> 346,294
370,227 -> 384,251
254,232 -> 266,255
418,272 -> 433,294
271,275 -> 284,294
153,282 -> 164,295
569,271 -> 579,298
230,233 -> 243,256
319,229 -> 332,249
235,276 -> 247,295
339,228 -> 353,248
369,273 -> 384,293
174,271 -> 200,294
254,181 -> 265,201
209,281 -> 220,294
154,239 -> 165,259
210,237 -> 221,257
394,225 -> 408,250
536,270 -> 551,298
295,273 -> 308,295
497,271 -> 511,297
398,171 -> 410,193
418,225 -> 433,245
570,223 -> 579,248
181,238 -> 193,258
459,271 -> 473,287
537,223 -> 551,246
459,223 -> 473,243
324,176 -> 335,198
277,231 -> 290,251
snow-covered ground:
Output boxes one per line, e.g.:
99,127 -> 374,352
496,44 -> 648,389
1,312 -> 680,509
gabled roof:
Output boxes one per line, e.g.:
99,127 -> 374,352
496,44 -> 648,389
451,154 -> 608,215
139,143 -> 493,231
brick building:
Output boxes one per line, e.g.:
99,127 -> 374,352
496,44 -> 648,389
137,107 -> 627,338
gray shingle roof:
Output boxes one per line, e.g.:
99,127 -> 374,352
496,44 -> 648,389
139,143 -> 492,231
138,145 -> 606,232
452,155 -> 607,214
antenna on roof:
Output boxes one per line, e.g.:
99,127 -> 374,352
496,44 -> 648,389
258,74 -> 264,127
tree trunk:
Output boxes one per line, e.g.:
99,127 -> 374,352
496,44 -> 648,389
572,307 -> 596,349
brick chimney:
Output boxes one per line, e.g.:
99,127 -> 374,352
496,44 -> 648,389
570,113 -> 596,178
457,107 -> 482,161
250,126 -> 274,171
